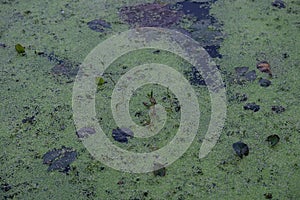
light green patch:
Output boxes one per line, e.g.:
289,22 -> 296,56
1,0 -> 299,199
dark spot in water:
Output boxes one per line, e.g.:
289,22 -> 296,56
87,19 -> 111,32
76,127 -> 96,139
235,66 -> 249,76
259,78 -> 271,87
272,0 -> 286,9
232,141 -> 249,158
42,146 -> 77,173
1,183 -> 12,192
266,134 -> 280,147
119,3 -> 183,28
22,115 -> 36,124
185,66 -> 206,86
112,127 -> 134,143
51,61 -> 79,78
244,103 -> 260,112
244,70 -> 257,81
264,192 -> 273,199
175,0 -> 217,20
271,105 -> 285,113
153,163 -> 166,177
204,45 -> 222,58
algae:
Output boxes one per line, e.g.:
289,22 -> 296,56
1,0 -> 300,199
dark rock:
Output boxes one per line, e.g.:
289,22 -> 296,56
232,141 -> 249,158
87,19 -> 111,32
259,78 -> 271,87
112,127 -> 134,143
266,134 -> 280,147
271,105 -> 285,113
76,127 -> 96,139
43,148 -> 63,164
244,103 -> 260,112
272,0 -> 286,9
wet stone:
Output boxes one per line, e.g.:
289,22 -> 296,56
271,105 -> 285,113
42,146 -> 77,173
244,103 -> 260,112
259,78 -> 271,87
232,141 -> 249,158
266,134 -> 280,147
112,127 -> 134,143
87,19 -> 111,32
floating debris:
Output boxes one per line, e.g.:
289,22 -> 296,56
119,3 -> 183,28
15,43 -> 25,55
271,105 -> 285,113
244,103 -> 260,112
232,141 -> 249,158
257,61 -> 272,77
259,78 -> 271,87
272,0 -> 286,9
112,127 -> 134,143
76,127 -> 96,139
266,134 -> 280,147
87,19 -> 111,32
42,146 -> 77,173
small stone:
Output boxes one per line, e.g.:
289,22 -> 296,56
271,105 -> 285,113
244,103 -> 260,112
259,78 -> 271,87
266,134 -> 280,147
232,141 -> 249,158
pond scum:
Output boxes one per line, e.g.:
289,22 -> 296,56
1,0 -> 300,199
